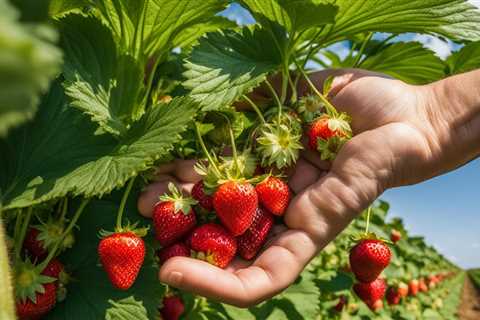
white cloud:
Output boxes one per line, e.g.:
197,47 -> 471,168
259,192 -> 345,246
412,34 -> 453,59
472,242 -> 480,249
469,0 -> 480,8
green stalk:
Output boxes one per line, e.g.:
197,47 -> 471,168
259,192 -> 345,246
264,79 -> 283,123
116,177 -> 136,230
352,32 -> 373,68
194,122 -> 221,176
227,122 -> 240,177
242,95 -> 266,124
14,207 -> 32,262
0,218 -> 15,320
59,198 -> 68,222
364,206 -> 372,235
294,60 -> 338,116
38,199 -> 90,271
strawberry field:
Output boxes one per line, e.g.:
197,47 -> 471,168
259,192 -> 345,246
1,0 -> 480,319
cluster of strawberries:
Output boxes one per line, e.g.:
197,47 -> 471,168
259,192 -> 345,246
153,174 -> 290,269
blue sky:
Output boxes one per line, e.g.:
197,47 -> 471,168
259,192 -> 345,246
220,3 -> 480,269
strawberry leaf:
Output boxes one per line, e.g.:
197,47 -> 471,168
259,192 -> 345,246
0,82 -> 199,210
183,27 -> 284,111
447,41 -> 480,75
0,0 -> 62,137
359,42 -> 446,85
105,297 -> 149,320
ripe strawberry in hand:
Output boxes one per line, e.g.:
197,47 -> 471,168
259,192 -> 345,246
255,176 -> 290,216
98,232 -> 146,290
153,183 -> 197,246
307,113 -> 351,161
213,181 -> 258,236
188,223 -> 237,268
157,243 -> 190,264
191,180 -> 213,211
349,239 -> 391,283
237,207 -> 274,260
353,278 -> 387,311
160,295 -> 184,320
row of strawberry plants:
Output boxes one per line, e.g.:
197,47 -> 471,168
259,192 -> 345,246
468,269 -> 480,289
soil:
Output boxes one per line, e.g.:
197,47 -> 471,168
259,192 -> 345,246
458,276 -> 480,320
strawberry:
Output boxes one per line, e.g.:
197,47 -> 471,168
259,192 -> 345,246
419,278 -> 428,292
408,279 -> 419,296
386,286 -> 401,305
160,295 -> 184,320
390,229 -> 401,243
157,243 -> 190,264
16,282 -> 56,319
213,181 -> 258,236
42,259 -> 65,283
98,232 -> 146,290
255,177 -> 291,216
371,299 -> 383,311
23,222 -> 75,261
334,295 -> 347,312
153,183 -> 197,246
237,207 -> 274,260
349,239 -> 391,283
188,223 -> 237,268
191,180 -> 213,211
307,113 -> 351,161
23,228 -> 48,260
353,278 -> 387,311
398,281 -> 409,297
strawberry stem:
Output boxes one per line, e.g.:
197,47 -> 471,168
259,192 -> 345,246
194,122 -> 222,176
364,206 -> 372,235
116,177 -> 136,231
59,198 -> 68,222
242,95 -> 266,124
227,121 -> 241,177
294,60 -> 338,116
14,207 -> 33,263
38,198 -> 90,271
264,79 -> 283,123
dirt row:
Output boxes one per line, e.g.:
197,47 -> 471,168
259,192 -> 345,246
458,276 -> 480,320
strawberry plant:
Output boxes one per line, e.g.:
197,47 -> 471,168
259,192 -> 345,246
1,0 -> 480,319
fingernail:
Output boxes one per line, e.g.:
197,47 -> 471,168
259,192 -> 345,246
166,271 -> 183,286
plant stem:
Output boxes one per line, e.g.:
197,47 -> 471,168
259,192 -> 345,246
59,198 -> 68,222
15,207 -> 32,262
194,122 -> 221,176
227,122 -> 240,176
264,79 -> 283,122
364,206 -> 372,235
352,32 -> 373,68
116,177 -> 136,230
38,199 -> 90,271
242,95 -> 266,124
294,60 -> 338,116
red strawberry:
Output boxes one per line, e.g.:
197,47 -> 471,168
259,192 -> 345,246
349,239 -> 391,283
160,295 -> 184,320
98,232 -> 145,290
23,228 -> 48,260
153,183 -> 197,246
307,114 -> 351,160
386,286 -> 401,305
334,295 -> 347,312
157,243 -> 190,264
353,278 -> 386,311
390,229 -> 401,243
419,278 -> 428,292
237,207 -> 274,260
213,181 -> 258,236
409,279 -> 419,296
371,299 -> 383,311
42,259 -> 65,283
255,177 -> 290,216
16,282 -> 56,319
191,180 -> 213,211
188,223 -> 237,268
398,281 -> 409,297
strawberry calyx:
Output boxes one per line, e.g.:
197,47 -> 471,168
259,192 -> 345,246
99,221 -> 149,239
32,218 -> 75,255
350,232 -> 392,246
191,250 -> 217,266
15,258 -> 56,304
158,183 -> 197,215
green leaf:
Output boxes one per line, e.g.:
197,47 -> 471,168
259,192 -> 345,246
0,219 -> 15,320
183,27 -> 284,111
44,197 -> 164,320
173,16 -> 237,49
0,0 -> 62,136
60,14 -> 144,136
0,82 -> 199,210
241,0 -> 337,33
91,0 -> 228,58
49,0 -> 88,18
316,0 -> 480,44
106,297 -> 149,320
359,42 -> 446,84
447,41 -> 480,74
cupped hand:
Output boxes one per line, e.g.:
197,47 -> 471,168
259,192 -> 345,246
137,69 -> 442,307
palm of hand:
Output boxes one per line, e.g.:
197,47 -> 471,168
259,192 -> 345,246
137,69 -> 433,307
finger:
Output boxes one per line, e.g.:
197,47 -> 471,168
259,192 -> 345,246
137,179 -> 194,218
159,229 -> 317,307
172,159 -> 202,183
287,159 -> 322,194
300,149 -> 331,171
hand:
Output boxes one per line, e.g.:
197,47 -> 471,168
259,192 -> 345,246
137,68 -> 473,307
